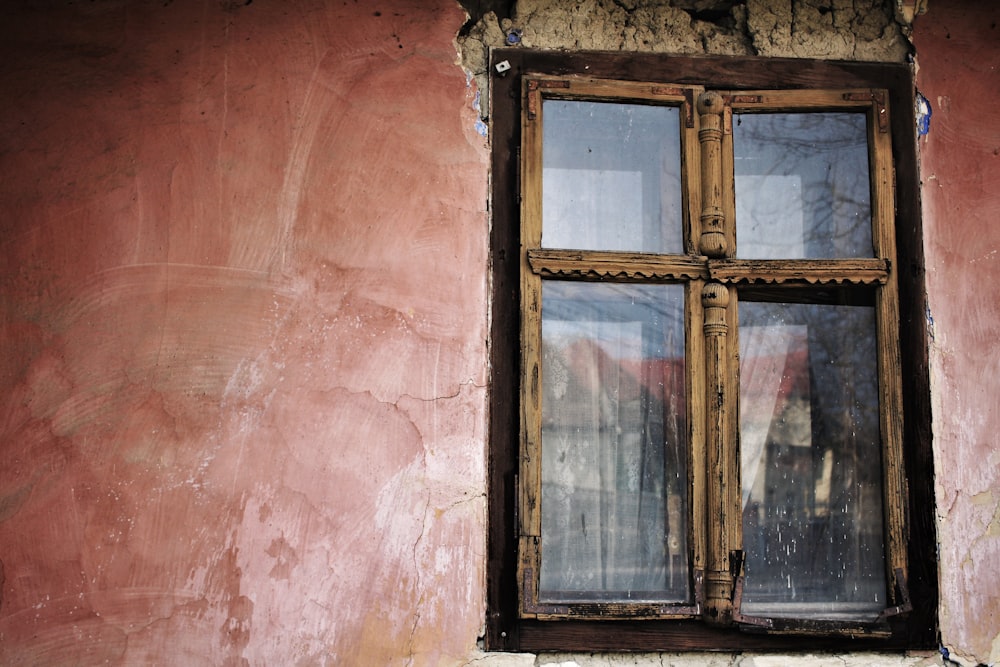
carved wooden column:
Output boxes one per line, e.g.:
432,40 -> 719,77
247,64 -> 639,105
697,91 -> 726,258
702,281 -> 736,624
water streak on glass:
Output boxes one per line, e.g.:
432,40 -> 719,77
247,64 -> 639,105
540,281 -> 688,602
734,113 -> 873,259
738,299 -> 886,620
542,100 -> 683,254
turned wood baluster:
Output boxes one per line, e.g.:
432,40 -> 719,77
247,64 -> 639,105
702,281 -> 737,625
697,91 -> 727,258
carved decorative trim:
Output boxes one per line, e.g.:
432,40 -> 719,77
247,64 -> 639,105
527,252 -> 889,285
708,259 -> 889,285
527,249 -> 709,281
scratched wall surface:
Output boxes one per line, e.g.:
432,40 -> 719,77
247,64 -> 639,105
1,0 -> 998,665
0,1 -> 487,664
914,4 -> 1000,665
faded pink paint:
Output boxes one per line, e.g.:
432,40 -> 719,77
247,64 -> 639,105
0,1 -> 487,664
2,0 -> 999,664
914,3 -> 1000,664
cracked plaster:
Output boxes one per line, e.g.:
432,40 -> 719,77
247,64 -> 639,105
0,0 -> 488,664
913,3 -> 1000,664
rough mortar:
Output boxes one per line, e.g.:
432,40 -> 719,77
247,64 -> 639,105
459,0 -> 912,113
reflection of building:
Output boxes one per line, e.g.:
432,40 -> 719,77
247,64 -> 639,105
538,324 -> 885,616
740,342 -> 886,619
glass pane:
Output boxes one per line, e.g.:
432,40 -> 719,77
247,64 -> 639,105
734,113 -> 873,259
739,299 -> 886,620
540,281 -> 688,603
542,100 -> 683,254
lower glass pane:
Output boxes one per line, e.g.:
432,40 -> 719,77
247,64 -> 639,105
539,281 -> 688,603
739,299 -> 886,620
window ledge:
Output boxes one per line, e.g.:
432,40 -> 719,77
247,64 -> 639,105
463,650 -> 944,667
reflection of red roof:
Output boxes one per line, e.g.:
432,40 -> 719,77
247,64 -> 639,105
546,338 -> 809,424
776,348 -> 809,399
548,337 -> 686,407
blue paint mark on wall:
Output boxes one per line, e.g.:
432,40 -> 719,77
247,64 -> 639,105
916,91 -> 932,136
473,90 -> 488,137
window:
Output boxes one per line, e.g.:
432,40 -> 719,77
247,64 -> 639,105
487,52 -> 936,652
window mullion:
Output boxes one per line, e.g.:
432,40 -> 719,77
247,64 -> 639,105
696,92 -> 727,259
700,282 -> 741,625
697,91 -> 742,625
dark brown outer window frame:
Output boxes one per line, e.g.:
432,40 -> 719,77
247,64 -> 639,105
486,49 -> 937,653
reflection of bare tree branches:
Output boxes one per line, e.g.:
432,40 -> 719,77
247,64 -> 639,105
734,113 -> 872,259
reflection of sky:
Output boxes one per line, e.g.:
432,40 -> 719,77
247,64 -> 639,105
542,282 -> 685,360
543,168 -> 645,251
545,320 -> 645,360
542,99 -> 683,255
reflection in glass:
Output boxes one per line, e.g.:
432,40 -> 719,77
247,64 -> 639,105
734,113 -> 872,259
542,100 -> 683,254
540,281 -> 688,602
739,298 -> 886,620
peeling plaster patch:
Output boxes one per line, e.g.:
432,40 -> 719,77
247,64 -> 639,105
746,0 -> 909,60
264,535 -> 299,580
462,653 -> 536,666
473,90 -> 489,136
935,474 -> 1000,667
987,500 -> 1000,538
940,644 -> 992,667
458,0 -> 912,122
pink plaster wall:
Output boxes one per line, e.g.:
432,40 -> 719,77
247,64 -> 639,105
2,0 -> 999,664
914,3 -> 1000,664
0,1 -> 488,664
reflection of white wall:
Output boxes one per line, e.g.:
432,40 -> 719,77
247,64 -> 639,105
544,319 -> 643,361
736,174 -> 805,258
739,324 -> 808,507
541,318 -> 657,595
543,168 -> 644,251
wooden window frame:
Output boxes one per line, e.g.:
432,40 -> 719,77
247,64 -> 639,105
486,50 -> 937,653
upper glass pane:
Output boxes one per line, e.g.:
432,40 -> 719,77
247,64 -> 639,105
734,113 -> 873,259
738,298 -> 886,620
542,100 -> 684,254
540,281 -> 688,603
